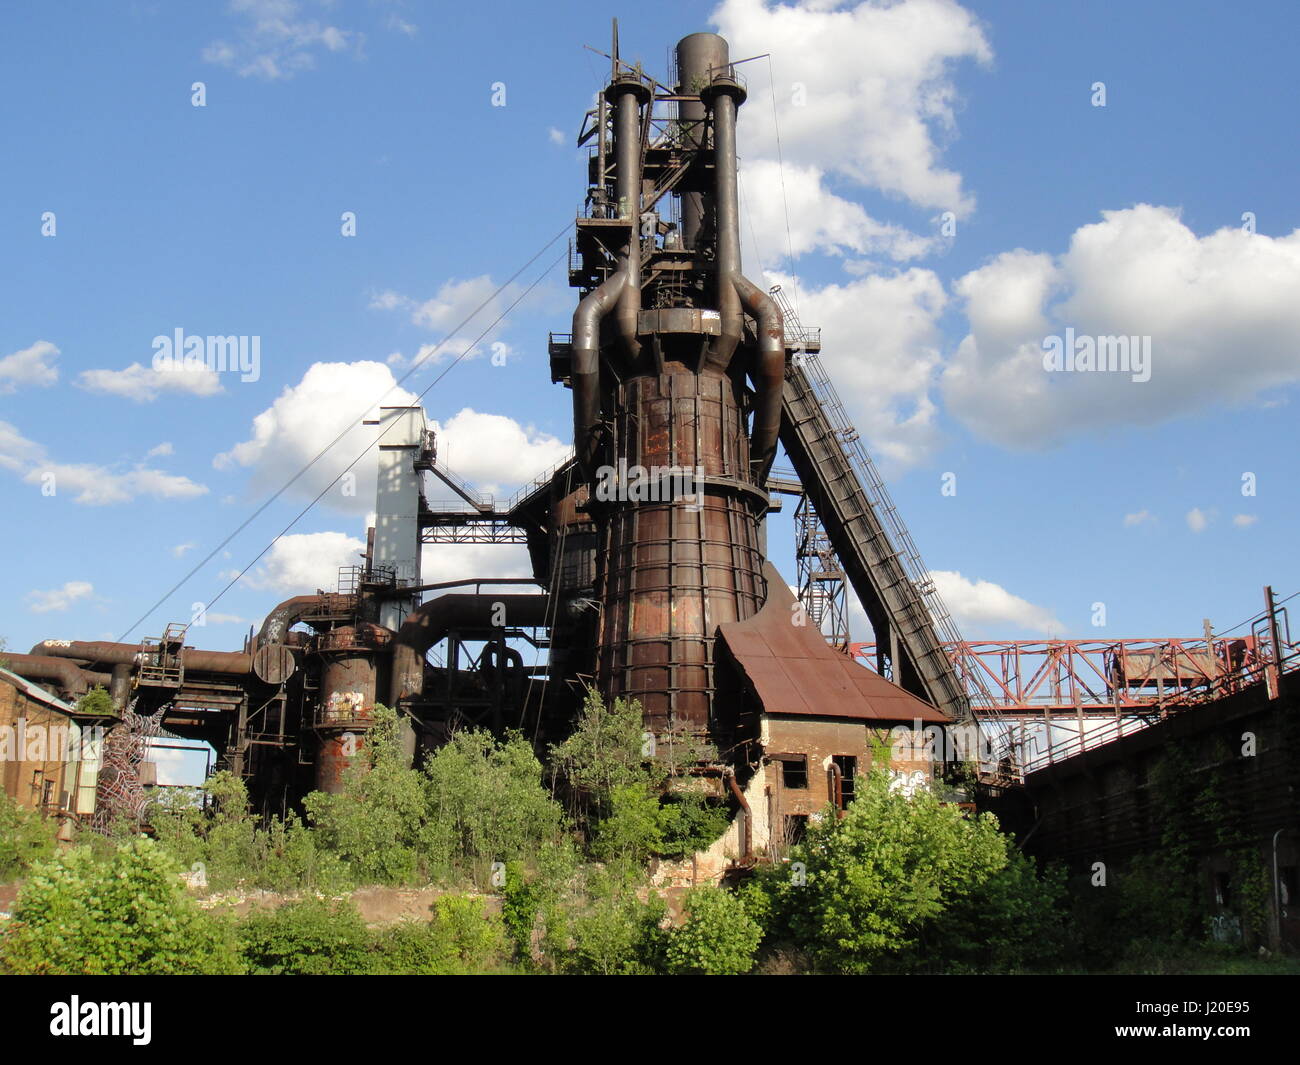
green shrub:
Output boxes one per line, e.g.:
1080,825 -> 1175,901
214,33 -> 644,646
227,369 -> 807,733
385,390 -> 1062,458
151,772 -> 347,893
656,792 -> 731,860
237,897 -> 372,975
0,838 -> 242,974
371,894 -> 510,974
665,887 -> 763,975
74,686 -> 115,718
551,692 -> 730,863
419,729 -> 567,881
567,872 -> 667,975
899,849 -> 1068,973
304,706 -> 426,885
0,793 -> 58,881
780,772 -> 1020,973
501,860 -> 540,962
590,782 -> 664,866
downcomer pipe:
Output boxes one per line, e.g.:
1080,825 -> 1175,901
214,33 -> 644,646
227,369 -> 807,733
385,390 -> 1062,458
706,74 -> 786,483
611,79 -> 646,361
571,77 -> 647,478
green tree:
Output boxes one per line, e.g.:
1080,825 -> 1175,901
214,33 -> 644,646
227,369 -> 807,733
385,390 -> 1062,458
0,838 -> 242,974
419,728 -> 566,881
665,887 -> 763,975
371,894 -> 511,975
304,705 -> 426,885
549,691 -> 730,864
74,686 -> 116,718
781,772 -> 1012,973
567,869 -> 668,975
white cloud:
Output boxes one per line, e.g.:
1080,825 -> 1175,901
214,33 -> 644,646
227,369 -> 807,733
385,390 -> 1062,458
0,420 -> 208,505
215,361 -> 417,514
847,568 -> 1060,641
370,275 -> 521,362
780,268 -> 947,469
714,0 -> 990,265
147,746 -> 191,787
203,0 -> 356,80
1186,507 -> 1210,533
420,542 -> 536,589
942,206 -> 1300,448
172,542 -> 197,558
232,531 -> 366,592
0,341 -> 59,393
929,570 -> 1062,636
428,408 -> 570,496
1123,510 -> 1154,527
27,580 -> 94,614
740,160 -> 937,264
1232,514 -> 1257,528
385,14 -> 417,37
147,442 -> 175,458
0,420 -> 44,474
548,126 -> 566,145
77,362 -> 223,402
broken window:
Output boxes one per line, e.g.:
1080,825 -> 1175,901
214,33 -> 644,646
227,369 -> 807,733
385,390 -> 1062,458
784,814 -> 808,846
832,755 -> 857,808
1214,871 -> 1232,908
775,755 -> 808,790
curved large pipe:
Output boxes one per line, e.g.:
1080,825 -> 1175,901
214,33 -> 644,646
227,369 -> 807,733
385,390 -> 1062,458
707,78 -> 785,482
2,654 -> 111,698
571,268 -> 626,477
256,595 -> 328,648
734,274 -> 786,482
571,78 -> 646,480
612,81 -> 644,362
31,639 -> 252,676
389,592 -> 551,705
709,79 -> 744,376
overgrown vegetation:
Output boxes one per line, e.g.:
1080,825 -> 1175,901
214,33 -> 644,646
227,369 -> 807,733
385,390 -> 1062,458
0,694 -> 1278,976
747,771 -> 1067,974
0,793 -> 59,881
74,685 -> 116,717
549,691 -> 730,867
0,839 -> 242,975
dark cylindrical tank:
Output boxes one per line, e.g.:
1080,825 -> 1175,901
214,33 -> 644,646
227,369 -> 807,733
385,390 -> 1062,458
315,639 -> 377,794
675,33 -> 729,250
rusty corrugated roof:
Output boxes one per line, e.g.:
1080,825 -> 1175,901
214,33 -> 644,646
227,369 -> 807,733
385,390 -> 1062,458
717,563 -> 948,724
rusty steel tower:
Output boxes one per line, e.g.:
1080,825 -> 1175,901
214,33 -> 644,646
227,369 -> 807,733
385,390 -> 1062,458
549,32 -> 785,740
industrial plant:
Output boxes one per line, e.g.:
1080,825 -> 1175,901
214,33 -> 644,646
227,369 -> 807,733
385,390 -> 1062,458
3,27 -> 1296,959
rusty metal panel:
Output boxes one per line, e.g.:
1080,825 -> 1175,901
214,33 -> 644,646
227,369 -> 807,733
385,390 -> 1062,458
719,563 -> 946,724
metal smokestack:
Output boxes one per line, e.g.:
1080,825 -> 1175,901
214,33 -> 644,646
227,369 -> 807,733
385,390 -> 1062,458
674,32 -> 730,251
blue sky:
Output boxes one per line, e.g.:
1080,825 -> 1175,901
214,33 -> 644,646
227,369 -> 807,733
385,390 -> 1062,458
3,0 -> 1298,683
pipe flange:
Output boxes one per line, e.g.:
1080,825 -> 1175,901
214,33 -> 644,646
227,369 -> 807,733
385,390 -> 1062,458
604,77 -> 653,106
700,77 -> 747,107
